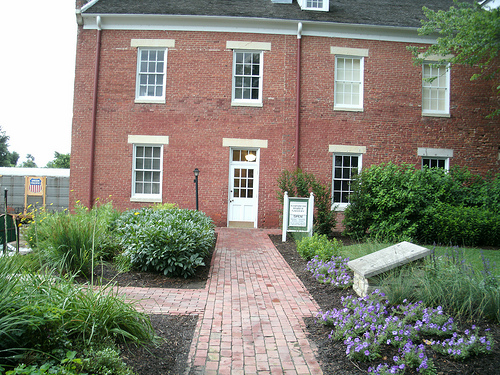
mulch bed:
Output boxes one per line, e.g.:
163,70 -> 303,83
87,234 -> 500,375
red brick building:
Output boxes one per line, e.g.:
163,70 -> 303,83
71,0 -> 499,228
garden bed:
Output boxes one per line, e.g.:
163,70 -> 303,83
91,235 -> 499,375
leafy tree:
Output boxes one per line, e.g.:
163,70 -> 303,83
0,127 -> 19,167
20,154 -> 37,168
408,0 -> 500,116
46,151 -> 70,169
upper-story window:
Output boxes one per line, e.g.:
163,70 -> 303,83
135,48 -> 167,102
131,39 -> 174,104
227,41 -> 271,107
422,62 -> 450,116
232,51 -> 263,105
334,56 -> 364,111
298,0 -> 329,11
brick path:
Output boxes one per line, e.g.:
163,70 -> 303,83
119,228 -> 323,375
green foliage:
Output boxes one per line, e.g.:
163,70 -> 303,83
296,233 -> 342,261
343,163 -> 500,246
115,208 -> 215,278
20,154 -> 37,168
277,169 -> 337,236
408,1 -> 500,117
0,126 -> 19,167
6,351 -> 84,375
24,202 -> 121,276
0,257 -> 154,370
81,347 -> 134,375
150,202 -> 178,211
45,152 -> 70,169
378,248 -> 500,323
421,203 -> 500,247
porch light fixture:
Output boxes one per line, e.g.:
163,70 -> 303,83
193,168 -> 200,210
245,153 -> 256,162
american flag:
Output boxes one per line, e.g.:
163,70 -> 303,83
29,178 -> 43,194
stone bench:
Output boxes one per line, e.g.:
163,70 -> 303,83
347,241 -> 431,297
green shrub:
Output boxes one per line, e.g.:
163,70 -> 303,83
277,169 -> 336,237
343,163 -> 500,246
297,234 -> 342,261
116,208 -> 215,278
0,257 -> 155,368
82,347 -> 134,375
421,203 -> 500,246
24,202 -> 121,276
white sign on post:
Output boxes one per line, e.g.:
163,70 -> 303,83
282,191 -> 314,242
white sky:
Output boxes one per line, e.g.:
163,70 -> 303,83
0,0 -> 77,167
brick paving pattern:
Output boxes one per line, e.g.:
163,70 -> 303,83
119,228 -> 323,375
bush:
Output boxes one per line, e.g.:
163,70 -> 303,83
421,203 -> 500,247
277,169 -> 336,237
343,163 -> 500,246
24,202 -> 121,276
115,208 -> 215,278
296,233 -> 342,261
0,257 -> 155,370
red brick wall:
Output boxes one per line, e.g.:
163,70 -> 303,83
71,28 -> 500,228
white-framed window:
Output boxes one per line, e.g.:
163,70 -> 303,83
334,56 -> 364,111
422,62 -> 450,116
329,145 -> 366,210
298,0 -> 329,11
131,144 -> 163,201
135,48 -> 167,103
418,147 -> 453,171
332,154 -> 362,209
422,157 -> 449,170
232,50 -> 263,106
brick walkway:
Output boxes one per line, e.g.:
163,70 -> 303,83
119,228 -> 323,375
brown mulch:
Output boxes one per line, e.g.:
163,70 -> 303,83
87,234 -> 500,375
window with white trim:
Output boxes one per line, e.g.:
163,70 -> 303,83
334,56 -> 364,111
418,147 -> 452,171
422,157 -> 449,170
298,0 -> 329,11
232,50 -> 263,106
422,62 -> 450,116
132,145 -> 163,201
135,48 -> 167,102
332,154 -> 362,208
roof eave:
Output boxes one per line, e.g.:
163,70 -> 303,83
79,13 -> 438,44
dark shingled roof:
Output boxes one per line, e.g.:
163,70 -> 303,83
82,0 -> 464,28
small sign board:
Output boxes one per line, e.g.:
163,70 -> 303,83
282,191 -> 314,242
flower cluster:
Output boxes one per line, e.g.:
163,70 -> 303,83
306,255 -> 353,288
368,362 -> 405,375
431,326 -> 494,360
317,290 -> 494,374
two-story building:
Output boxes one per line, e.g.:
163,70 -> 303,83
71,0 -> 500,228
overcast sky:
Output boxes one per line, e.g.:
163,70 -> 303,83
0,0 -> 77,167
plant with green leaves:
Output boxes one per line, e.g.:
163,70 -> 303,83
24,201 -> 121,277
296,233 -> 342,261
115,207 -> 215,278
343,163 -> 500,246
0,256 -> 155,370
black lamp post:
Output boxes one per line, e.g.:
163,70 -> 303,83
193,168 -> 200,210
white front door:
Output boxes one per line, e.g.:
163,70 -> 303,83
228,149 -> 259,228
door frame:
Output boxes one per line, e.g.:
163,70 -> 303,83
227,147 -> 260,228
